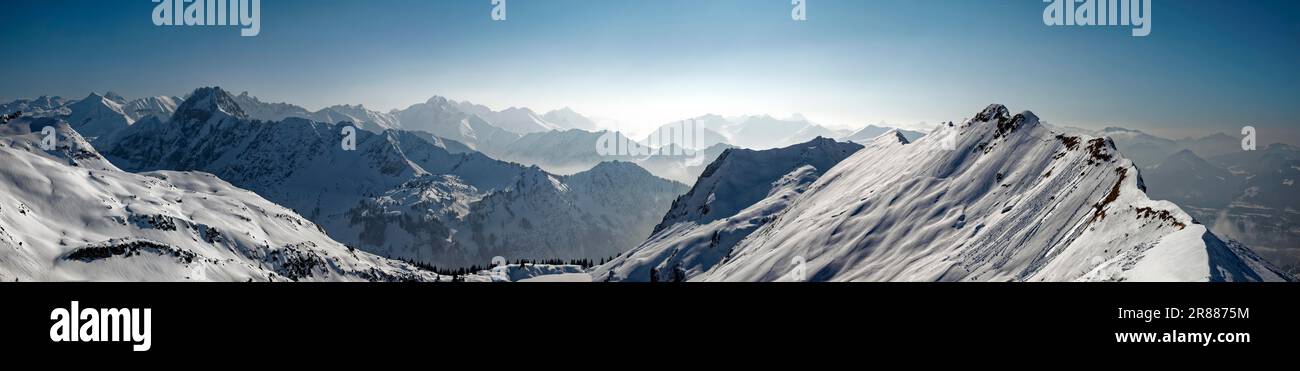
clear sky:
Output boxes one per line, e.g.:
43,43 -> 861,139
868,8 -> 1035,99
2,0 -> 1298,142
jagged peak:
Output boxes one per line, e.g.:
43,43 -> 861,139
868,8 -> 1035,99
424,95 -> 452,105
103,91 -> 127,102
965,104 -> 1041,139
973,104 -> 1010,123
173,87 -> 248,122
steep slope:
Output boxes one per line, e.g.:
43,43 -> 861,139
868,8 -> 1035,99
594,137 -> 865,282
0,119 -> 438,282
681,105 -> 1286,282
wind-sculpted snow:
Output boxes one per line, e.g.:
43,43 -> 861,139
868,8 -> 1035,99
604,104 -> 1290,282
594,137 -> 863,282
0,120 -> 441,282
96,87 -> 686,268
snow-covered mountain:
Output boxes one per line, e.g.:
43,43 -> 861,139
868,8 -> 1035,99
542,107 -> 599,131
843,124 -> 926,144
392,96 -> 522,152
119,95 -> 181,121
0,95 -> 72,117
313,104 -> 401,132
231,92 -> 400,133
593,137 -> 864,282
453,101 -> 560,134
231,92 -> 315,122
5,93 -> 181,141
65,93 -> 134,140
0,117 -> 440,282
96,87 -> 686,267
602,104 -> 1290,282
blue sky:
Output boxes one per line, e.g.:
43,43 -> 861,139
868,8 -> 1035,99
2,0 -> 1297,141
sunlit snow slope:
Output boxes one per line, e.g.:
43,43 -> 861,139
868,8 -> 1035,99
606,105 -> 1290,282
0,118 -> 439,282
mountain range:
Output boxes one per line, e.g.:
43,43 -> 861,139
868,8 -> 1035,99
3,88 -> 1293,281
93,87 -> 687,268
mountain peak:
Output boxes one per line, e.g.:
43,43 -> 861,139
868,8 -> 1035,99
173,87 -> 248,122
103,91 -> 127,103
974,104 -> 1010,123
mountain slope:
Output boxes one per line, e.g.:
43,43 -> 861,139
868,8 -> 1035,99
594,136 -> 865,282
0,119 -> 438,282
663,105 -> 1286,282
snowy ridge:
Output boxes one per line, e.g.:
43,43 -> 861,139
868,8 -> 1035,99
611,104 -> 1288,282
0,120 -> 441,282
